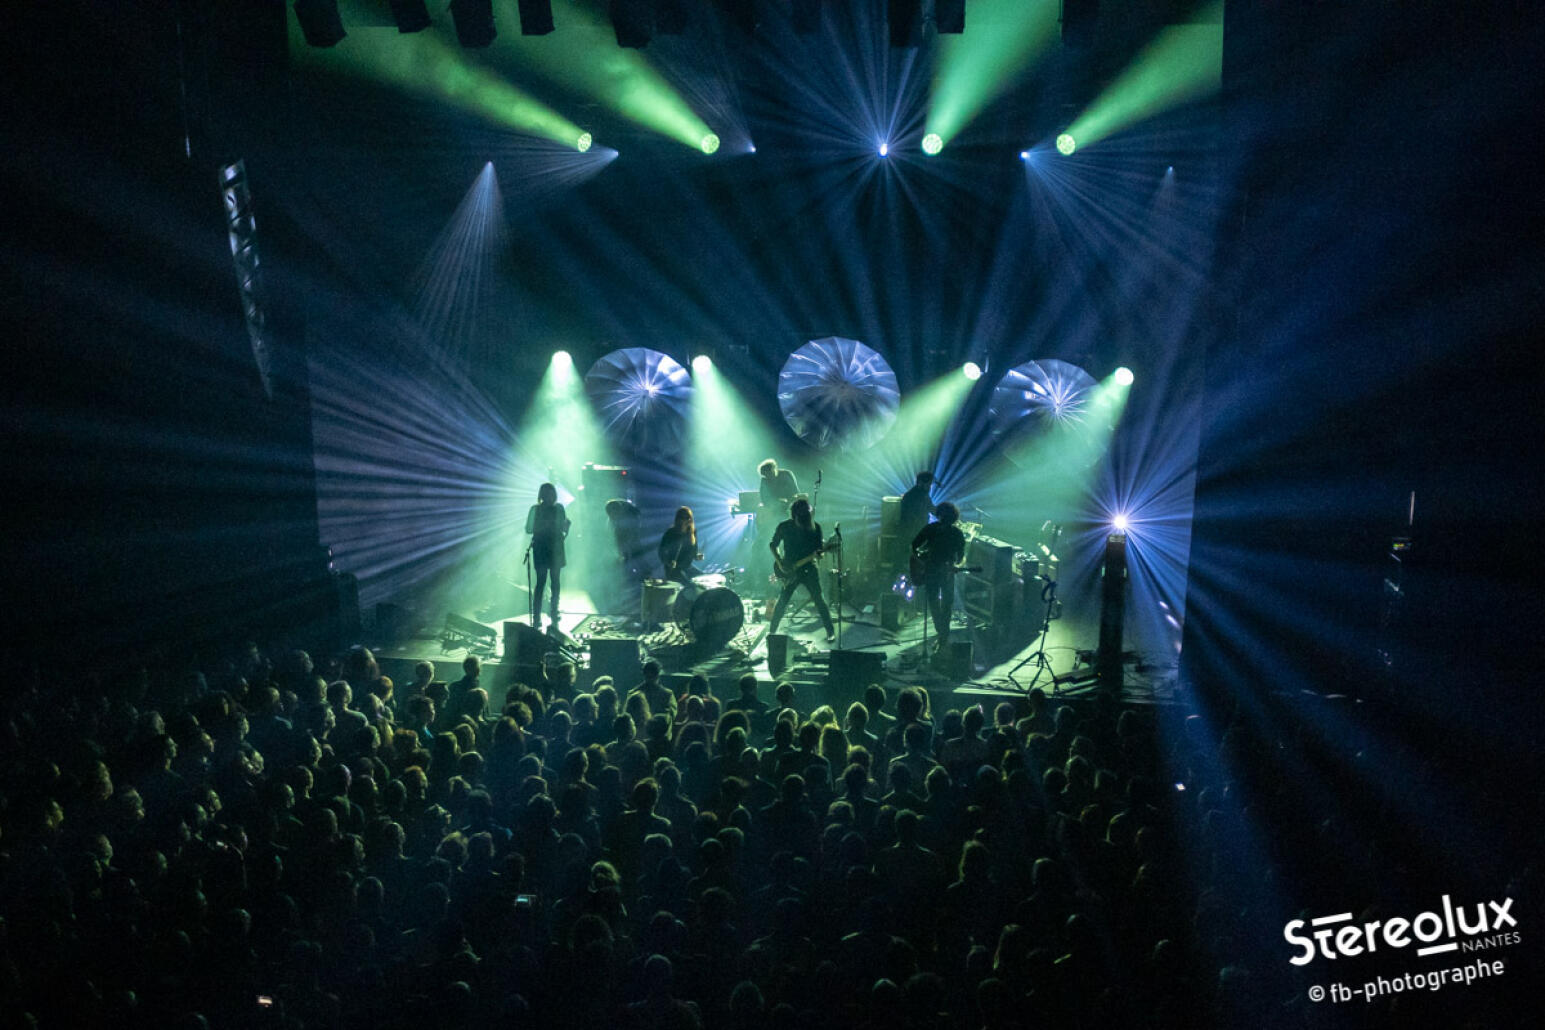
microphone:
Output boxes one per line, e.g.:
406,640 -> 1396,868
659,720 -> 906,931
816,469 -> 823,483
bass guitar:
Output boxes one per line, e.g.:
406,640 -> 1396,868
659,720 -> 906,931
775,538 -> 840,582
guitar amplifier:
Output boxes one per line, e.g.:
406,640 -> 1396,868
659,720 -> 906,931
879,496 -> 902,535
962,573 -> 1021,625
967,535 -> 1016,584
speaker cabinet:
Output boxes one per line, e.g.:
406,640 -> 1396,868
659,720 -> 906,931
944,639 -> 974,681
503,621 -> 549,664
767,634 -> 791,678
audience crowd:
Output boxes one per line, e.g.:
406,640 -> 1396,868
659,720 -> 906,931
2,640 -> 1468,1029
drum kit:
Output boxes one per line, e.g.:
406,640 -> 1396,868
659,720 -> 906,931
640,570 -> 746,651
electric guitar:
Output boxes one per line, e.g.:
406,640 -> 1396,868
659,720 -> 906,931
910,547 -> 981,586
775,538 -> 840,582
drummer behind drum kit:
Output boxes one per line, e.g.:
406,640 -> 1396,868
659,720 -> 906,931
641,572 -> 747,652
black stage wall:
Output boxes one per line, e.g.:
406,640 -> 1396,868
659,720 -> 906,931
1,2 -> 329,653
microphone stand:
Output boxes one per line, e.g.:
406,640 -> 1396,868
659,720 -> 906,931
832,523 -> 843,649
1007,576 -> 1059,693
524,541 -> 535,629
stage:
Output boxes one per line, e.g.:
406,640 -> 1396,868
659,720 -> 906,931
369,578 -> 1179,715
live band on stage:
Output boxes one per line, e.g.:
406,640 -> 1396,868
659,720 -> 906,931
519,458 -> 992,667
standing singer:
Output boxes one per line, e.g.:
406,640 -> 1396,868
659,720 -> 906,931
525,483 -> 571,631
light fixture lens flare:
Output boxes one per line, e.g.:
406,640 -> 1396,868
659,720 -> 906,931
922,133 -> 943,155
1114,366 -> 1134,386
692,354 -> 712,373
577,132 -> 593,153
878,141 -> 890,157
701,133 -> 720,154
962,361 -> 982,381
1056,133 -> 1077,155
552,350 -> 573,369
1112,513 -> 1131,532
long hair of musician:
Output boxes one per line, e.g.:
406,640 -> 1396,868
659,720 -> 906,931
674,505 -> 696,545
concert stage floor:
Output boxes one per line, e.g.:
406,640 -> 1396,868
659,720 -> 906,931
371,588 -> 1178,713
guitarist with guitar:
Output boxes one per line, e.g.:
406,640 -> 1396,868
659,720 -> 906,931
910,501 -> 968,655
767,498 -> 839,644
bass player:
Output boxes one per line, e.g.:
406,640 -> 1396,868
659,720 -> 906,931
767,497 -> 837,643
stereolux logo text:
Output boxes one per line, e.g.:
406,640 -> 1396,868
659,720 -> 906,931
1284,896 -> 1518,966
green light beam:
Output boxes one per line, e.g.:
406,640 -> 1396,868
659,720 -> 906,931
492,1 -> 714,150
927,0 -> 1059,146
971,371 -> 1134,545
869,370 -> 979,492
687,358 -> 784,573
1065,4 -> 1224,150
502,353 -> 615,595
294,17 -> 590,148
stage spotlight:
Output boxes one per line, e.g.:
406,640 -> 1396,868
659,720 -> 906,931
962,361 -> 982,381
293,0 -> 346,47
701,133 -> 720,155
878,142 -> 890,157
389,0 -> 431,32
517,0 -> 554,34
692,354 -> 712,373
552,350 -> 574,371
921,133 -> 943,156
576,132 -> 593,153
1112,513 -> 1130,532
1056,133 -> 1076,155
1114,366 -> 1134,386
1020,150 -> 1030,160
450,0 -> 496,47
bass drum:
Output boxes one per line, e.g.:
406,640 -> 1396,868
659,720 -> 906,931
641,579 -> 681,625
673,584 -> 744,651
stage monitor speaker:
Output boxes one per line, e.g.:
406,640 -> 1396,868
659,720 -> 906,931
589,636 -> 640,686
767,634 -> 791,678
446,611 -> 497,651
945,639 -> 974,681
503,621 -> 549,664
828,649 -> 885,698
880,496 -> 902,535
